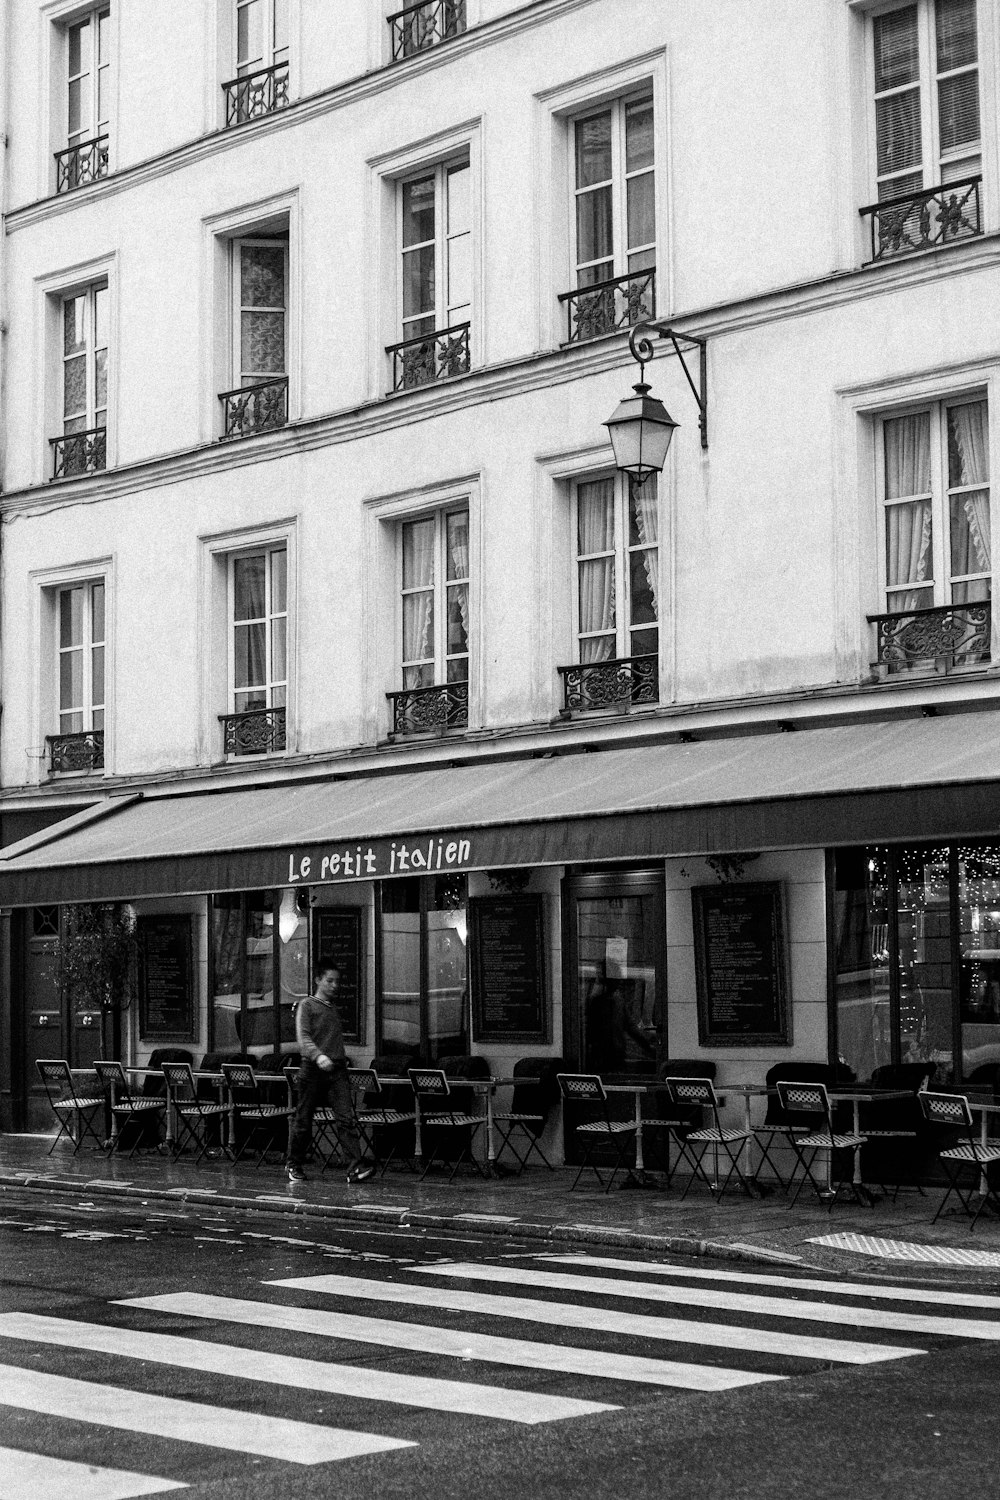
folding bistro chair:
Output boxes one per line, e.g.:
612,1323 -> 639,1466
221,1062 -> 293,1166
94,1060 -> 167,1157
161,1061 -> 230,1164
919,1089 -> 1000,1230
778,1079 -> 868,1209
36,1059 -> 105,1155
751,1062 -> 844,1192
642,1060 -> 717,1187
663,1076 -> 754,1201
491,1057 -> 562,1173
408,1067 -> 488,1182
557,1072 -> 636,1193
348,1067 -> 417,1175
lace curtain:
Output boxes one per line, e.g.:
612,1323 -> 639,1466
446,510 -> 470,647
578,479 -> 615,662
631,475 -> 659,615
949,400 -> 991,597
402,520 -> 435,684
884,412 -> 932,612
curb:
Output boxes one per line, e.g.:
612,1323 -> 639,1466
0,1169 -> 803,1267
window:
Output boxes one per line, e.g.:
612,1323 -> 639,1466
563,94 -> 655,343
864,0 -> 982,257
872,396 -> 991,671
224,0 -> 290,125
378,875 -> 468,1061
210,888 -> 309,1057
220,238 -> 288,439
388,507 -> 469,734
388,0 -> 466,62
389,159 -> 471,391
56,7 -> 110,192
52,283 -> 108,479
49,581 -> 105,773
224,546 -> 287,754
560,474 -> 659,712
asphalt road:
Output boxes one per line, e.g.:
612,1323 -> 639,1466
0,1186 -> 998,1500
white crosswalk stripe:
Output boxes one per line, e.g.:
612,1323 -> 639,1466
410,1260 -> 1000,1342
267,1271 -> 925,1364
0,1445 -> 185,1500
119,1291 -> 784,1392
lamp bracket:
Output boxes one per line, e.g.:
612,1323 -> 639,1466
627,322 -> 708,448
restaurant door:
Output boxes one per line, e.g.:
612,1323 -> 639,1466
18,905 -> 106,1131
562,868 -> 666,1077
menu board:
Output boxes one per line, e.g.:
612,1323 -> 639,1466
312,909 -> 364,1044
692,882 -> 790,1047
470,895 -> 547,1042
138,915 -> 195,1040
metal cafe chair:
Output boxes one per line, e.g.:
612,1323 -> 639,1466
663,1076 -> 754,1202
94,1060 -> 167,1158
491,1057 -> 562,1174
408,1067 -> 488,1182
161,1061 -> 230,1164
642,1060 -> 717,1186
35,1059 -> 105,1155
751,1061 -> 845,1192
221,1062 -> 293,1167
777,1080 -> 868,1210
557,1072 -> 637,1194
348,1067 -> 417,1175
919,1089 -> 1000,1231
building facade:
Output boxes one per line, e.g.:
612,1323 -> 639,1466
1,0 -> 999,1155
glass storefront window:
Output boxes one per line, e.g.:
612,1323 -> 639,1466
381,878 -> 421,1058
957,845 -> 1000,1088
896,844 -> 953,1078
378,874 -> 468,1061
211,888 -> 305,1059
833,847 -> 891,1082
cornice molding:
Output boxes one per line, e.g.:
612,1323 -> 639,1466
3,0 -> 601,232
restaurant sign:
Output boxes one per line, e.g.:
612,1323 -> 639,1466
285,834 -> 474,887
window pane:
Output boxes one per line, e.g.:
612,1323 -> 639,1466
402,175 -> 435,248
402,245 -> 435,320
238,0 -> 263,68
68,20 -> 87,78
938,71 -> 979,153
446,655 -> 468,683
63,356 -> 87,421
885,499 -> 933,593
68,78 -> 85,137
629,549 -> 658,626
98,11 -> 110,65
91,582 -> 105,642
447,233 -> 471,315
625,98 -> 654,172
575,111 -> 612,187
270,547 -> 287,613
402,592 -> 434,664
234,620 -> 267,689
271,615 -> 287,685
91,644 -> 105,709
241,310 -> 285,374
273,0 -> 289,52
950,491 -> 990,579
94,286 -> 109,346
897,845 -> 954,1080
874,6 -> 919,91
936,0 -> 977,71
577,479 -> 614,554
626,172 -> 655,251
95,349 -> 108,414
833,849 -> 892,1082
380,877 -> 422,1059
426,876 -> 467,1060
579,632 -> 615,664
402,518 -> 435,589
64,297 -> 85,357
884,411 -> 931,497
630,626 -> 658,657
60,709 -> 84,734
234,554 -> 266,620
403,662 -> 434,689
578,558 -> 616,637
947,400 -> 989,486
60,648 -> 83,712
446,509 -> 469,580
447,164 -> 470,236
576,186 -> 613,268
446,582 -> 468,655
60,587 -> 83,649
628,476 -> 658,547
241,245 -> 285,308
876,90 -> 922,176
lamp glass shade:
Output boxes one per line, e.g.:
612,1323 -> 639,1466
604,383 -> 677,481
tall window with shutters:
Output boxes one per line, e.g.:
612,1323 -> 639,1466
872,397 -> 991,672
865,0 -> 982,257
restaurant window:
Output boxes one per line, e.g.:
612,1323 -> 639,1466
833,842 -> 1000,1087
210,888 -> 309,1057
378,874 -> 468,1061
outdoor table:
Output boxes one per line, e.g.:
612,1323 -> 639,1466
963,1098 -> 1000,1195
605,1081 -> 733,1187
826,1088 -> 912,1203
379,1074 -> 541,1175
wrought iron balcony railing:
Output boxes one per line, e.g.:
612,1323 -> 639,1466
386,323 -> 471,393
219,706 -> 287,756
860,177 -> 982,262
219,377 -> 288,440
47,730 -> 104,775
559,268 -> 656,345
387,681 -> 469,737
389,0 -> 466,60
50,426 -> 107,480
868,600 -> 991,676
222,61 -> 290,126
558,654 -> 659,715
55,135 -> 109,194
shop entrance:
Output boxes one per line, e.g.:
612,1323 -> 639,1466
562,868 -> 666,1077
18,906 -> 106,1131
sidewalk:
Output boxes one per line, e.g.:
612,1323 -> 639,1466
2,1131 -> 998,1279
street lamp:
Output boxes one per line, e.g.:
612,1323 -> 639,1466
604,322 -> 709,479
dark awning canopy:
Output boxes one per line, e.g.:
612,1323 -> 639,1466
1,712 -> 999,905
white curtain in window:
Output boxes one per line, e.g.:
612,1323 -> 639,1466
578,479 -> 615,662
631,475 -> 659,614
951,400 -> 991,574
447,510 -> 470,639
402,522 -> 435,666
884,413 -> 932,611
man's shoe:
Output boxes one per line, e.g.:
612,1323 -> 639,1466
286,1163 -> 308,1184
347,1161 -> 377,1185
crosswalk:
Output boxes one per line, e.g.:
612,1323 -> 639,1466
1,1248 -> 997,1497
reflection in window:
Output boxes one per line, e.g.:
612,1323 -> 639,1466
379,875 -> 467,1060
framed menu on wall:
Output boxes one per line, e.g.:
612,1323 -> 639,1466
138,915 -> 195,1041
312,908 -> 364,1044
470,894 -> 547,1043
691,882 -> 790,1047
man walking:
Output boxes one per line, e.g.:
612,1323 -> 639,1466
287,965 -> 375,1184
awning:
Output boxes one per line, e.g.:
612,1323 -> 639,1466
2,711 -> 1000,905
